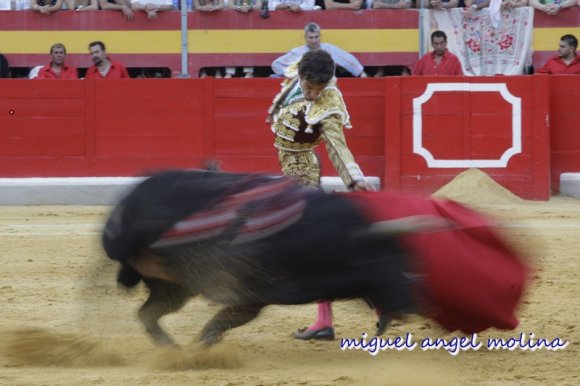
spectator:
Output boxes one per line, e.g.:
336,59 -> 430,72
421,0 -> 460,9
371,0 -> 414,9
272,22 -> 367,78
31,0 -> 65,14
67,0 -> 99,10
229,0 -> 262,12
99,0 -> 136,21
501,0 -> 528,10
530,0 -> 575,15
464,0 -> 489,16
222,0 -> 264,78
37,43 -> 78,79
268,0 -> 316,11
323,0 -> 364,9
0,52 -> 8,78
413,30 -> 464,75
194,0 -> 224,11
536,34 -> 580,74
85,41 -> 130,79
132,0 -> 174,18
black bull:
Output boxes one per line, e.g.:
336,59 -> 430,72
102,170 -> 420,345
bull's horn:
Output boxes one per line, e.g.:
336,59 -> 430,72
355,215 -> 453,239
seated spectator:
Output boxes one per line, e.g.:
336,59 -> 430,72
530,0 -> 575,15
272,22 -> 367,78
132,0 -> 174,18
98,0 -> 135,21
222,0 -> 263,78
501,0 -> 528,10
31,0 -> 65,14
36,43 -> 78,79
85,41 -> 130,79
413,30 -> 464,75
536,34 -> 580,74
66,0 -> 99,10
0,52 -> 8,78
194,0 -> 224,11
229,0 -> 262,12
371,0 -> 414,9
268,0 -> 316,11
421,0 -> 460,9
323,0 -> 364,9
464,0 -> 489,16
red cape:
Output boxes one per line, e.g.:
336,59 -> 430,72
346,191 -> 529,334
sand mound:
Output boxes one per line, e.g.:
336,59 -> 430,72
0,328 -> 125,367
432,169 -> 524,205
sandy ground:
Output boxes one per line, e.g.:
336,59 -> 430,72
0,170 -> 579,386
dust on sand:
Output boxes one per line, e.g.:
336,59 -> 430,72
0,170 -> 578,385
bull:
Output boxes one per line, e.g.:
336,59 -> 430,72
102,169 -> 528,347
102,169 -> 419,346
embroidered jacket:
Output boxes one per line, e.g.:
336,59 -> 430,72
268,65 -> 365,188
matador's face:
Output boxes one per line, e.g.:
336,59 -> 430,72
300,78 -> 326,102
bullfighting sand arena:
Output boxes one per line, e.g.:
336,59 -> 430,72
0,169 -> 578,386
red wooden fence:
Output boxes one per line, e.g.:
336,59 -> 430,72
1,76 -> 579,200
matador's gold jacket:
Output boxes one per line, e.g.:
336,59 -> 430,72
267,66 -> 366,188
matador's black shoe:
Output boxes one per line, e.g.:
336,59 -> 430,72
293,327 -> 335,340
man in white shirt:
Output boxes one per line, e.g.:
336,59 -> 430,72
272,22 -> 368,77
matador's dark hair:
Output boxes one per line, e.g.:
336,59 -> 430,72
298,50 -> 335,85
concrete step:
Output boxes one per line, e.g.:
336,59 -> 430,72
560,173 -> 580,199
0,176 -> 381,205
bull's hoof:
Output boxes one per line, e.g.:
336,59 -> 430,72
375,314 -> 390,336
293,327 -> 335,341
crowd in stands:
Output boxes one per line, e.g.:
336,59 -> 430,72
2,0 -> 580,14
1,1 -> 580,78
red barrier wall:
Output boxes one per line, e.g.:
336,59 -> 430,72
384,76 -> 551,200
549,75 -> 580,193
1,76 -> 577,200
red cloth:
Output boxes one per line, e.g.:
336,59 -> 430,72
37,63 -> 78,79
85,59 -> 130,79
346,191 -> 529,334
536,55 -> 580,75
413,49 -> 464,76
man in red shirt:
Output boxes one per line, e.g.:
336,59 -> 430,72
413,30 -> 464,76
37,43 -> 78,79
536,34 -> 580,75
85,41 -> 130,79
